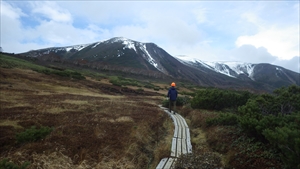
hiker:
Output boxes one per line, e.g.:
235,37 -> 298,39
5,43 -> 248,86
167,82 -> 178,114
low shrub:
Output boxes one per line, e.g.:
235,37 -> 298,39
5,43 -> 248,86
153,87 -> 160,91
206,113 -> 238,126
16,126 -> 53,143
32,68 -> 85,80
0,158 -> 30,169
191,88 -> 252,111
176,96 -> 191,106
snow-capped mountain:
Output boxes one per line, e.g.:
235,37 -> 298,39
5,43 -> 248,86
19,37 -> 300,92
176,58 -> 256,79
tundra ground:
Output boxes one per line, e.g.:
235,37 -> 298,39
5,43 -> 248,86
0,67 -> 174,169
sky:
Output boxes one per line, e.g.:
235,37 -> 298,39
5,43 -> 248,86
1,1 -> 299,73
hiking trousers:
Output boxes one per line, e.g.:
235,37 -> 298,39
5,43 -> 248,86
169,100 -> 176,112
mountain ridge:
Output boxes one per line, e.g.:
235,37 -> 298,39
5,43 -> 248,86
19,37 -> 300,92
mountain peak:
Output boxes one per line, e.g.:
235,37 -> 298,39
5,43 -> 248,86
18,37 -> 299,92
109,37 -> 134,43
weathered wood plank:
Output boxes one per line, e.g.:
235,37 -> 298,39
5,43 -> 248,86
176,138 -> 182,157
182,138 -> 187,154
157,106 -> 192,168
187,138 -> 192,153
181,124 -> 186,139
186,128 -> 190,140
176,115 -> 185,127
174,124 -> 178,138
171,137 -> 177,157
164,157 -> 176,168
177,115 -> 187,138
177,122 -> 182,138
179,115 -> 188,128
171,158 -> 177,168
173,115 -> 181,138
172,115 -> 178,126
156,158 -> 168,169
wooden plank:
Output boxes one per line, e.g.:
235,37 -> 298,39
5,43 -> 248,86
171,158 -> 177,168
157,106 -> 193,168
172,115 -> 178,126
156,158 -> 168,169
176,138 -> 182,157
186,128 -> 190,140
164,157 -> 176,168
181,124 -> 186,139
174,124 -> 178,138
180,115 -> 188,128
175,115 -> 183,139
187,138 -> 192,153
166,111 -> 177,126
177,122 -> 182,138
177,115 -> 186,128
171,138 -> 177,157
181,138 -> 187,154
177,115 -> 186,133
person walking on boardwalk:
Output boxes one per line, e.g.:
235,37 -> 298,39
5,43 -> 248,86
167,82 -> 178,114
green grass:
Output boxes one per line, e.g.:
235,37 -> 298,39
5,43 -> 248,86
0,54 -> 85,80
0,54 -> 44,70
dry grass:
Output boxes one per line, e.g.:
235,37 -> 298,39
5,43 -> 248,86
151,118 -> 173,168
0,120 -> 23,129
0,67 -> 171,169
179,107 -> 225,168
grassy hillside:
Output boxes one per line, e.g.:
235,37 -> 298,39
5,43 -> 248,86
0,54 -> 176,168
2,53 -> 296,169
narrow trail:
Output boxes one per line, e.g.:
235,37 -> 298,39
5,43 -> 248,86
156,105 -> 192,169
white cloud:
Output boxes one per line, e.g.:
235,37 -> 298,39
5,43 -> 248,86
30,1 -> 72,23
0,1 -> 298,73
1,1 -> 25,19
236,26 -> 299,60
0,1 -> 105,52
230,45 -> 276,63
273,56 -> 300,73
192,7 -> 207,24
1,2 -> 26,52
240,12 -> 263,27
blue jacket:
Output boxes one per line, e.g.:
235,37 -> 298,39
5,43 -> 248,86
167,87 -> 178,101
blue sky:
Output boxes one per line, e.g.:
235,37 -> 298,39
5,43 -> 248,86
1,1 -> 299,73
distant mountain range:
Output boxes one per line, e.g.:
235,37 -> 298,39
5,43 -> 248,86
19,37 -> 299,92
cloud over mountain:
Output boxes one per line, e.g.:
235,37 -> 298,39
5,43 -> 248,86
1,1 -> 298,73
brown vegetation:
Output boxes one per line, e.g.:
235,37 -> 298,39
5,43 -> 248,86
0,68 -> 173,169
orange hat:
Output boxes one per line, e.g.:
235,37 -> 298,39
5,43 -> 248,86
171,82 -> 175,87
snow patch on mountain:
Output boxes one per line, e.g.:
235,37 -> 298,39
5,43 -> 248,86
139,44 -> 159,69
122,40 -> 137,52
109,37 -> 137,52
205,61 -> 255,78
174,56 -> 256,79
109,37 -> 165,73
65,44 -> 90,52
91,42 -> 102,49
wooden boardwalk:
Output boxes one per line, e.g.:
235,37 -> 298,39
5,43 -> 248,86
156,105 -> 192,169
